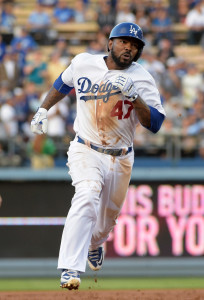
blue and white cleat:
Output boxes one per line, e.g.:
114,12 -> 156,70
60,269 -> 81,290
88,246 -> 104,271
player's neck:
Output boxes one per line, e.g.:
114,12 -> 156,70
104,56 -> 125,70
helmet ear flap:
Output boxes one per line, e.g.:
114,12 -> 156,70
134,46 -> 144,61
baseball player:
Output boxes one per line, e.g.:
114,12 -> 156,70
31,22 -> 166,290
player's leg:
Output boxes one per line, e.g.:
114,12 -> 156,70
59,179 -> 102,289
88,152 -> 134,270
58,140 -> 106,288
58,180 -> 101,272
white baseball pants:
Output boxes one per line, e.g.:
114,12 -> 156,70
58,138 -> 134,272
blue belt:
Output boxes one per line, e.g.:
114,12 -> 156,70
77,136 -> 132,156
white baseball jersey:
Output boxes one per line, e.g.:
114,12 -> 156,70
61,53 -> 165,148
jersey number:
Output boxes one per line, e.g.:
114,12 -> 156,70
110,100 -> 133,120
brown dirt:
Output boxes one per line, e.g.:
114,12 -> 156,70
0,289 -> 204,300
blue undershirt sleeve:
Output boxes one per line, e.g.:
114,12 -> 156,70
53,73 -> 73,95
145,105 -> 165,133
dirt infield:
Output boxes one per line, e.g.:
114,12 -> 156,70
0,289 -> 204,300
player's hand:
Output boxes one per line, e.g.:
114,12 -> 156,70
31,107 -> 48,134
113,74 -> 138,102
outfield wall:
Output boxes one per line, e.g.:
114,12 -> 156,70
0,167 -> 203,278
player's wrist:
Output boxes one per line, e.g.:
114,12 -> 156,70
129,94 -> 139,102
38,107 -> 48,114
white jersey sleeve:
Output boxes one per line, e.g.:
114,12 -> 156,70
128,63 -> 166,115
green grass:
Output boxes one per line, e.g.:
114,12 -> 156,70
0,277 -> 204,291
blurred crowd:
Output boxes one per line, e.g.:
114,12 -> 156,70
0,0 -> 204,167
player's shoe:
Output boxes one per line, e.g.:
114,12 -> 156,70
60,269 -> 81,290
88,246 -> 104,271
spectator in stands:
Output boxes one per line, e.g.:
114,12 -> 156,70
0,2 -> 16,44
135,6 -> 151,35
146,0 -> 166,20
11,27 -> 38,53
24,81 -> 41,113
158,118 -> 180,152
0,94 -> 18,138
168,0 -> 179,22
96,30 -> 108,52
198,139 -> 204,159
74,0 -> 87,23
181,135 -> 198,157
156,38 -> 176,65
86,40 -> 105,55
185,0 -> 204,47
186,86 -> 204,135
162,91 -> 187,129
66,101 -> 76,140
180,109 -> 199,157
27,3 -> 51,45
51,37 -> 71,65
133,124 -> 149,157
0,81 -> 13,105
0,48 -> 21,90
13,47 -> 27,85
181,63 -> 204,110
10,28 -> 38,83
37,0 -> 58,7
86,30 -> 107,54
47,52 -> 67,83
151,6 -> 173,45
159,57 -> 182,97
109,0 -> 117,11
0,35 -> 6,62
13,87 -> 30,133
115,1 -> 136,24
189,0 -> 203,9
53,0 -> 75,23
23,50 -> 48,91
96,0 -> 116,36
176,0 -> 189,23
27,134 -> 56,169
190,86 -> 204,119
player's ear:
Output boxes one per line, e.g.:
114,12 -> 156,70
108,39 -> 113,51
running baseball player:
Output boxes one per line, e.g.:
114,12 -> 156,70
31,22 -> 166,290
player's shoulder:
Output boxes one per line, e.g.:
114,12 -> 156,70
130,61 -> 150,74
129,62 -> 156,82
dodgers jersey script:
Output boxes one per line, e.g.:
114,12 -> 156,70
61,53 -> 165,148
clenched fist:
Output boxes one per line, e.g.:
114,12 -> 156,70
31,107 -> 48,134
113,74 -> 138,101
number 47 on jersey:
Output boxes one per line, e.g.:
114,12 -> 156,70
110,100 -> 133,120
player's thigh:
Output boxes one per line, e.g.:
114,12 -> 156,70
67,140 -> 105,186
108,152 -> 134,209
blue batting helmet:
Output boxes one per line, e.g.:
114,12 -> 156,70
108,22 -> 145,62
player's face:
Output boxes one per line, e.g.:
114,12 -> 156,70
109,37 -> 139,69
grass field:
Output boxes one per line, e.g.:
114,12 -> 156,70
0,277 -> 204,291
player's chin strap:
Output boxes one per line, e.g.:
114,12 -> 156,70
77,136 -> 132,157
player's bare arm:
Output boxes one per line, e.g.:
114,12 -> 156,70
132,96 -> 151,128
41,87 -> 65,110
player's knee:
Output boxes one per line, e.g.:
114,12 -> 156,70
74,181 -> 102,221
76,180 -> 102,193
